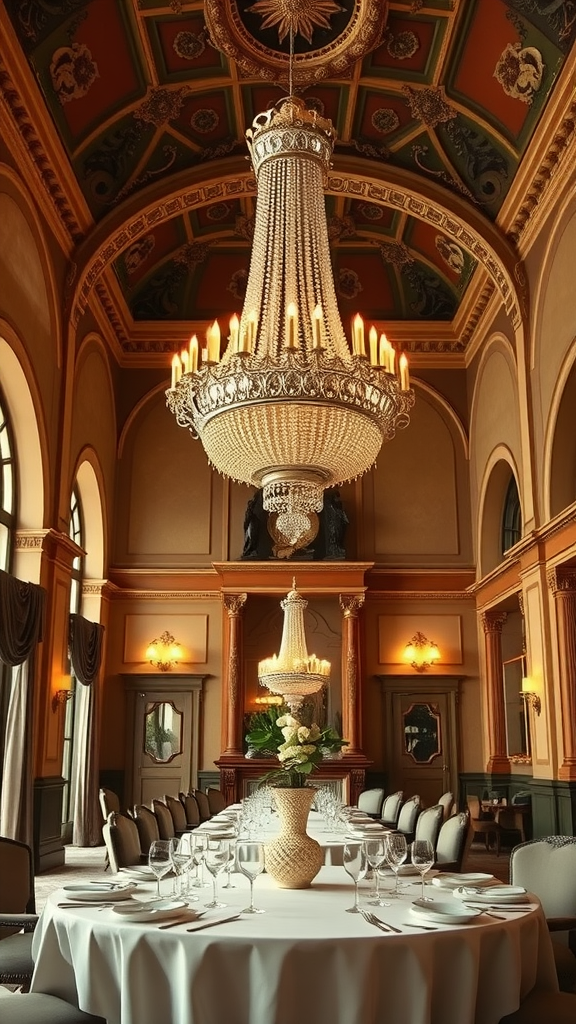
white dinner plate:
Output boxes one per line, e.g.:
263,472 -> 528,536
111,898 -> 188,923
453,885 -> 529,904
118,866 -> 156,881
410,899 -> 483,925
432,872 -> 495,891
61,883 -> 138,902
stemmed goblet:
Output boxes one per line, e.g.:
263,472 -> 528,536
364,838 -> 390,907
204,839 -> 229,909
411,839 -> 435,902
148,839 -> 172,898
222,838 -> 237,889
236,841 -> 265,914
343,843 -> 367,913
385,834 -> 407,899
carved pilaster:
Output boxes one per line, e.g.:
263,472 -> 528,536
340,594 -> 365,756
480,611 -> 510,773
548,569 -> 576,779
222,593 -> 247,757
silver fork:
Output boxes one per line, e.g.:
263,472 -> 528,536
360,909 -> 402,934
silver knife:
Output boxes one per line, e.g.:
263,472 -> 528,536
186,913 -> 242,932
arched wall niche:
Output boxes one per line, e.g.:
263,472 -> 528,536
469,334 -> 521,559
545,350 -> 576,521
73,452 -> 106,583
477,448 -> 521,580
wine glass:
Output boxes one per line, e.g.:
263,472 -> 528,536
222,838 -> 237,889
343,843 -> 367,913
411,839 -> 435,902
385,834 -> 407,899
236,841 -> 265,914
169,837 -> 197,901
148,839 -> 172,898
204,839 -> 229,908
191,833 -> 209,888
364,839 -> 390,907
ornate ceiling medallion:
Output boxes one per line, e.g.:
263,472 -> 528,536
204,0 -> 388,87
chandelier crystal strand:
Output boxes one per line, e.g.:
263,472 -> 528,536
166,95 -> 414,548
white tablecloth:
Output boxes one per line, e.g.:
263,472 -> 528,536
31,866 -> 557,1024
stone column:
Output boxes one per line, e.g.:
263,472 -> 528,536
222,593 -> 247,757
340,594 -> 365,756
548,568 -> 576,780
481,610 -> 510,773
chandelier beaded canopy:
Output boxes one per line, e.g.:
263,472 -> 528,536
166,87 -> 414,548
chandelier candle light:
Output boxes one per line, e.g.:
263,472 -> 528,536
258,578 -> 329,714
166,93 -> 414,550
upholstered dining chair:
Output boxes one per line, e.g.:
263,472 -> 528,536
509,836 -> 576,993
193,789 -> 212,823
413,804 -> 444,852
357,788 -> 385,818
165,794 -> 192,834
381,791 -> 403,828
0,987 -> 106,1024
434,811 -> 471,872
102,811 -> 144,873
132,804 -> 160,855
152,799 -> 176,841
467,794 -> 501,855
437,791 -> 454,821
179,792 -> 201,828
498,989 -> 576,1023
206,787 -> 227,815
395,795 -> 421,844
0,837 -> 37,992
98,787 -> 120,822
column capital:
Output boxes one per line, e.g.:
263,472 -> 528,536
339,594 -> 365,618
547,567 -> 576,595
223,593 -> 247,616
481,610 -> 507,634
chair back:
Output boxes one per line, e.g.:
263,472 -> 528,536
357,788 -> 385,817
435,811 -> 470,871
207,788 -> 226,815
0,838 -> 35,941
194,790 -> 211,822
180,792 -> 200,828
99,787 -> 120,822
132,804 -> 160,855
165,794 -> 188,832
437,791 -> 454,820
381,791 -> 403,826
466,794 -> 482,820
103,812 -> 141,873
510,837 -> 576,918
396,796 -> 421,838
414,804 -> 444,849
152,799 -> 176,840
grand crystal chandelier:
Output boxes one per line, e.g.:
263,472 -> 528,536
258,579 -> 330,714
166,93 -> 414,548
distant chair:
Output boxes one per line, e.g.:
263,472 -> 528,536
0,988 -> 106,1024
510,836 -> 576,993
0,837 -> 37,993
99,787 -> 120,822
165,794 -> 190,834
152,799 -> 176,841
381,791 -> 403,828
395,796 -> 421,844
434,811 -> 470,872
132,804 -> 160,855
467,795 -> 501,855
414,804 -> 444,852
437,791 -> 454,821
103,812 -> 143,873
357,788 -> 385,818
194,790 -> 211,823
180,792 -> 200,829
207,788 -> 226,815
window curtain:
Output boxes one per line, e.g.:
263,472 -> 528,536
0,570 -> 45,846
69,613 -> 104,846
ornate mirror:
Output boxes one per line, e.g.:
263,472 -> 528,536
403,702 -> 441,763
503,656 -> 531,763
143,700 -> 183,763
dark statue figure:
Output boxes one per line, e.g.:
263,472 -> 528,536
323,490 -> 349,560
240,488 -> 349,560
241,491 -> 264,558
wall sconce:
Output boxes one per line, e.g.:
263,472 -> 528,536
145,631 -> 181,672
403,632 -> 441,672
521,676 -> 542,716
52,677 -> 73,712
253,694 -> 284,706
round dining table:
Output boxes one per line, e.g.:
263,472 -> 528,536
30,865 -> 558,1024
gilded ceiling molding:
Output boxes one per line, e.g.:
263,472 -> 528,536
107,590 -> 221,601
459,280 -> 496,351
68,164 -> 526,345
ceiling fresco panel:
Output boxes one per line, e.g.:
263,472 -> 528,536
364,11 -> 445,79
149,12 -> 226,79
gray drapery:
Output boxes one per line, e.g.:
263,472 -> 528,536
69,614 -> 104,846
0,570 -> 45,846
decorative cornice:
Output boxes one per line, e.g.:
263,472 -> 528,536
14,529 -> 49,549
459,279 -> 495,352
367,591 -> 473,601
108,589 -> 220,600
93,279 -> 129,352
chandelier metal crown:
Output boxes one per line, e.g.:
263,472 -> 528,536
166,94 -> 414,548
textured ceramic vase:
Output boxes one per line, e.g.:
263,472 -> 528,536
265,787 -> 324,889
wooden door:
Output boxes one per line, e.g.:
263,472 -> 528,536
379,676 -> 461,809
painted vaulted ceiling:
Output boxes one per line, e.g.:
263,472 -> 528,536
3,0 -> 576,356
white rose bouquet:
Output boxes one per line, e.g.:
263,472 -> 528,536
246,711 -> 348,788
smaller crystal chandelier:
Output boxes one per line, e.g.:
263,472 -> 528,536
145,631 -> 181,672
403,632 -> 440,673
258,579 -> 330,713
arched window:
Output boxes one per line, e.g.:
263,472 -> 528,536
0,385 -> 16,573
62,487 -> 84,835
501,475 -> 521,554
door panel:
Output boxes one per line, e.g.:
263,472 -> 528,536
133,691 -> 192,805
